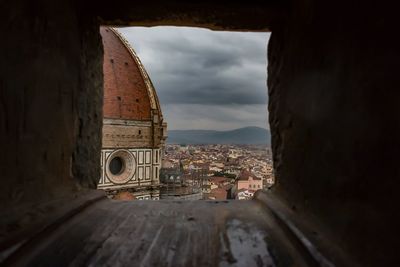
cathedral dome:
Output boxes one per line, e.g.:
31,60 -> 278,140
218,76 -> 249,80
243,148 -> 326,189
100,26 -> 162,120
98,27 -> 167,196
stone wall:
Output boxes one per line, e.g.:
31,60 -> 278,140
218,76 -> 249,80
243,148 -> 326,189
73,11 -> 103,190
0,2 -> 104,236
0,0 -> 101,213
268,1 -> 399,265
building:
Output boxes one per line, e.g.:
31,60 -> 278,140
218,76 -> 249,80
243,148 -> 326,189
236,189 -> 256,200
236,169 -> 263,192
160,166 -> 183,185
97,27 -> 167,198
206,187 -> 228,200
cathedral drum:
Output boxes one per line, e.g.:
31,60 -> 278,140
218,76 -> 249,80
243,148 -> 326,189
105,150 -> 136,184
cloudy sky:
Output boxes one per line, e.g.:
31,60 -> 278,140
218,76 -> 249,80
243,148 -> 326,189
118,27 -> 270,131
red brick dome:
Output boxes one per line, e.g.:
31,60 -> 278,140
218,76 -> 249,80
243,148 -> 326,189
100,27 -> 162,120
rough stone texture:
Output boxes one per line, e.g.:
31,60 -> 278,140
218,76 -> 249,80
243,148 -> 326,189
268,1 -> 400,265
0,0 -> 103,239
93,0 -> 284,31
72,14 -> 103,190
0,0 -> 81,211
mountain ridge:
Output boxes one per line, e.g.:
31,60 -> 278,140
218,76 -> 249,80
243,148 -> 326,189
167,126 -> 270,145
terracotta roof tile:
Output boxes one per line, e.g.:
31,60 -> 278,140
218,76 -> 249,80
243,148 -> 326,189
101,27 -> 156,120
238,169 -> 261,181
208,188 -> 227,200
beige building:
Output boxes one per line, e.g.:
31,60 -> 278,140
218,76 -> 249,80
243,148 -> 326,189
98,27 -> 167,199
236,169 -> 263,191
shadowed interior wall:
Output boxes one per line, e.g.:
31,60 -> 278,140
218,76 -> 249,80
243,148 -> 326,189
0,0 -> 103,216
73,12 -> 103,190
268,1 -> 399,265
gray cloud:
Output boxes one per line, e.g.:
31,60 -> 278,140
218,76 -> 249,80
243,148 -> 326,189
163,104 -> 269,131
117,26 -> 270,130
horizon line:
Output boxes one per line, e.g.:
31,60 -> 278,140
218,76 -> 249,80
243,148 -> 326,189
168,126 -> 269,131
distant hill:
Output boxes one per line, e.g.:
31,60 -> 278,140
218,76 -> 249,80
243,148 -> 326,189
167,126 -> 270,145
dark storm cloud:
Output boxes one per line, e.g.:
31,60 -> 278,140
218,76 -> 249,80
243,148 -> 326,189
117,27 -> 270,130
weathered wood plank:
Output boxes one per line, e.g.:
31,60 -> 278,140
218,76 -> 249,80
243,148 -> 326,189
4,197 -> 314,266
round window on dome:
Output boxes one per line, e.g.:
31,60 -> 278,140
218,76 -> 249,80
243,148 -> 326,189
109,157 -> 125,175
